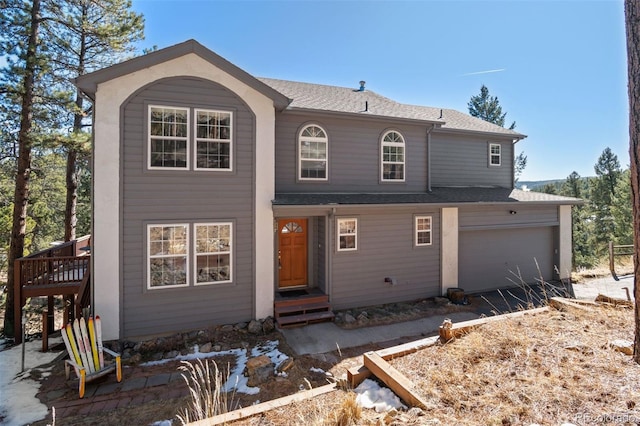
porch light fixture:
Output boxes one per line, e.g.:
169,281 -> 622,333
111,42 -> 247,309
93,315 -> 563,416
509,210 -> 517,215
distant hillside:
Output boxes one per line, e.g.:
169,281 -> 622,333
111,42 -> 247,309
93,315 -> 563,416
516,179 -> 565,191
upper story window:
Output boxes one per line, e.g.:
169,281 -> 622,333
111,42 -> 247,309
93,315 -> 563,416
381,130 -> 405,181
299,125 -> 328,180
148,105 -> 233,171
195,110 -> 232,170
415,216 -> 432,246
337,218 -> 357,251
149,106 -> 189,169
489,143 -> 501,166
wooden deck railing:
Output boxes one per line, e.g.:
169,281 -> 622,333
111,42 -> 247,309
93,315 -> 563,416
13,235 -> 91,345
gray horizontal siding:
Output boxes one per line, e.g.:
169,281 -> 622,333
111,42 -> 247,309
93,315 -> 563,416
329,207 -> 441,310
275,113 -> 429,193
431,133 -> 513,188
459,205 -> 559,229
120,77 -> 256,339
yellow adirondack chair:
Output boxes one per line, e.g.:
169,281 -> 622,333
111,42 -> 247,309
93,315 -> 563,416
61,316 -> 122,398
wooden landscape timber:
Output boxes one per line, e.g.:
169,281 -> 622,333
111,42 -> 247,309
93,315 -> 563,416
595,293 -> 634,307
185,383 -> 338,426
363,351 -> 430,410
549,297 -> 594,311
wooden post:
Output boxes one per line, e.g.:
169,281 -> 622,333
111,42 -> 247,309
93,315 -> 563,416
47,296 -> 54,333
609,241 -> 619,281
42,311 -> 48,352
14,259 -> 22,344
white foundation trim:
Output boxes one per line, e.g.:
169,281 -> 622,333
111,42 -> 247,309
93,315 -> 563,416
558,205 -> 572,281
441,207 -> 459,295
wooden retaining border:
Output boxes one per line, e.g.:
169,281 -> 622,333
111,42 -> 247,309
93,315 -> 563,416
188,306 -> 553,425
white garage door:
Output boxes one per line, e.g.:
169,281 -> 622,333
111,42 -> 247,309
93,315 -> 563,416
459,227 -> 555,293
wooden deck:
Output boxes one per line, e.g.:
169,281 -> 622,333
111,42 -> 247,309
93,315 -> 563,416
13,235 -> 91,345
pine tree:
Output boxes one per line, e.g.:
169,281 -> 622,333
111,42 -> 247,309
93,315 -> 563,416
561,171 -> 596,268
468,84 -> 516,129
468,84 -> 525,180
44,0 -> 144,241
623,0 -> 640,364
590,147 -> 622,252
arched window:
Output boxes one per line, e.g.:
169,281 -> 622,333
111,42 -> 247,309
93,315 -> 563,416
381,130 -> 405,181
299,125 -> 328,180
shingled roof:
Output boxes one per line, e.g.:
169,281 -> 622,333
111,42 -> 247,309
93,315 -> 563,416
259,78 -> 525,139
273,188 -> 581,206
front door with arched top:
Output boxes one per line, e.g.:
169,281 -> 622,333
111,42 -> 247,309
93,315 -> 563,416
278,218 -> 308,288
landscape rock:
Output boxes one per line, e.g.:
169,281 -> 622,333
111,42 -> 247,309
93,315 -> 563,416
220,324 -> 234,332
212,344 -> 221,352
434,297 -> 450,306
609,339 -> 633,355
199,342 -> 212,353
277,358 -> 294,373
246,355 -> 274,386
164,350 -> 180,359
247,319 -> 262,334
357,311 -> 369,322
234,322 -> 248,331
262,317 -> 275,333
344,313 -> 356,324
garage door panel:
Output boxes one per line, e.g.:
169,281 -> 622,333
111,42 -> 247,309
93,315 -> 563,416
460,227 -> 554,293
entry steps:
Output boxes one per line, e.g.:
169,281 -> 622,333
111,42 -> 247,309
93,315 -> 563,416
274,294 -> 334,328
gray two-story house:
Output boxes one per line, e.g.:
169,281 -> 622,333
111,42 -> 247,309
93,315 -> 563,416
76,40 -> 579,341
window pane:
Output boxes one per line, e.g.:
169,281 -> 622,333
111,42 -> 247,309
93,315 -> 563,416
150,257 -> 187,287
340,235 -> 356,249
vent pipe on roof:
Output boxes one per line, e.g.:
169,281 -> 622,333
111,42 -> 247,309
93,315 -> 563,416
439,109 -> 443,119
359,81 -> 366,91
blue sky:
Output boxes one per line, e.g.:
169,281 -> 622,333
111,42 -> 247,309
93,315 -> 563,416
131,0 -> 628,182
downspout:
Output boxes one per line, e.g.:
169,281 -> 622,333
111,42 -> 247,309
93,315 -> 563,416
426,124 -> 436,192
327,207 -> 336,300
511,138 -> 517,189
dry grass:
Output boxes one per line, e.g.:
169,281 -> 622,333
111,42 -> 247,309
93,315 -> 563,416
176,359 -> 238,424
389,305 -> 639,425
231,304 -> 639,425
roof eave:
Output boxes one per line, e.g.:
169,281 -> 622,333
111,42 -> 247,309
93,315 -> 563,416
435,126 -> 526,140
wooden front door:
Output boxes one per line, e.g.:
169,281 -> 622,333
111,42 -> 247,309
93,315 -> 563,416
278,218 -> 308,288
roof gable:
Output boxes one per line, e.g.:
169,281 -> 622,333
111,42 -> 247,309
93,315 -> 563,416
75,39 -> 290,109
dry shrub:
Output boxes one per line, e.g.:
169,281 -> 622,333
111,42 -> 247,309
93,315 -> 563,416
328,392 -> 361,426
176,359 -> 237,424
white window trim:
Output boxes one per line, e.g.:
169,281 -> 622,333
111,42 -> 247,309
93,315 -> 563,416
415,215 -> 433,246
337,218 -> 358,252
381,130 -> 406,182
194,222 -> 233,285
148,105 -> 190,170
298,124 -> 328,181
489,143 -> 501,167
147,223 -> 190,290
194,109 -> 233,172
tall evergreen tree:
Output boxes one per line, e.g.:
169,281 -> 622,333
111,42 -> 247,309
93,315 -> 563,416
1,0 -> 47,338
561,171 -> 596,268
590,147 -> 622,251
44,0 -> 144,241
468,84 -> 525,180
468,84 -> 516,129
611,169 -> 633,245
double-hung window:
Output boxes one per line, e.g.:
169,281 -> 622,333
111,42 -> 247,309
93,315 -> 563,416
147,222 -> 233,289
489,143 -> 501,166
299,125 -> 328,180
195,110 -> 232,170
337,218 -> 357,251
148,224 -> 189,288
381,130 -> 405,181
415,216 -> 432,246
195,223 -> 232,284
149,107 -> 189,169
148,106 -> 233,171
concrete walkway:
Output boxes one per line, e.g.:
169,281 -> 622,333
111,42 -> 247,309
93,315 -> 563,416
572,274 -> 634,301
280,311 -> 478,355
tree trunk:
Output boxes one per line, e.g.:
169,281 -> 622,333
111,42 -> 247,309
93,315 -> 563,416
4,0 -> 41,338
625,0 -> 640,364
64,147 -> 77,241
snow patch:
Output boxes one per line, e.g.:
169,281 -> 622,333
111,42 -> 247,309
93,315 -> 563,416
354,378 -> 407,413
142,340 -> 288,395
0,337 -> 64,425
